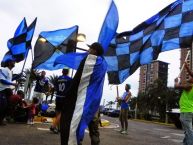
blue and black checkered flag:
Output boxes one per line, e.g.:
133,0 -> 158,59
7,18 -> 37,62
32,25 -> 78,70
105,0 -> 193,84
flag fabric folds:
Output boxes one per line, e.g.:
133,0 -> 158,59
7,18 -> 37,62
60,54 -> 107,145
1,51 -> 15,67
105,0 -> 193,84
32,25 -> 78,70
98,0 -> 119,53
54,52 -> 88,70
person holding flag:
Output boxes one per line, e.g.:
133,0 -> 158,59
174,61 -> 193,145
116,84 -> 131,134
60,42 -> 107,145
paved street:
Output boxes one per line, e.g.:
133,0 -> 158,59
0,116 -> 184,145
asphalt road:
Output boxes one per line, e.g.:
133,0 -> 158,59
0,116 -> 184,145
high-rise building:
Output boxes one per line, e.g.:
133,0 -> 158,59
138,60 -> 169,93
180,48 -> 193,85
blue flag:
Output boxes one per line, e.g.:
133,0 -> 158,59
7,18 -> 37,62
32,25 -> 78,70
1,51 -> 16,67
60,54 -> 107,145
98,0 -> 119,52
105,0 -> 193,84
54,52 -> 88,70
14,18 -> 27,37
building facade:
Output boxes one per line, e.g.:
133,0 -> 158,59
139,60 -> 169,93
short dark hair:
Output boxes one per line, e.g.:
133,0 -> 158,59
32,97 -> 39,104
62,68 -> 69,75
126,84 -> 131,89
17,90 -> 24,98
89,42 -> 104,56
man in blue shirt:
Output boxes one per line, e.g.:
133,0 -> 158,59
50,68 -> 72,133
116,84 -> 131,134
33,71 -> 49,104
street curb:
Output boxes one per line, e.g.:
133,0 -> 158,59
131,119 -> 175,127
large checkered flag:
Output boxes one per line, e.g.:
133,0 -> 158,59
32,25 -> 78,70
7,18 -> 37,62
105,0 -> 193,84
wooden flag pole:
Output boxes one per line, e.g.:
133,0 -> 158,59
178,50 -> 190,78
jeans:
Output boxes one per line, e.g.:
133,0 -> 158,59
180,113 -> 193,145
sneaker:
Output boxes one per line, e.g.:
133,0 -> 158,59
118,128 -> 124,133
50,126 -> 58,134
27,120 -> 31,125
121,130 -> 128,134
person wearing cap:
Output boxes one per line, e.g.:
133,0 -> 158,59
60,42 -> 105,145
116,84 -> 131,134
50,68 -> 72,134
0,59 -> 17,125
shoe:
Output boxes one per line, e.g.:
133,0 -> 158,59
50,126 -> 58,134
27,121 -> 34,125
121,130 -> 128,134
118,128 -> 124,133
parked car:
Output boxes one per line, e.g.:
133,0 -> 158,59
167,107 -> 193,129
108,109 -> 120,117
101,108 -> 114,115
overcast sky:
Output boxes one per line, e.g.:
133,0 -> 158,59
0,0 -> 179,104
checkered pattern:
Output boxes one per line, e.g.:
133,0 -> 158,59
7,18 -> 37,62
32,26 -> 78,70
105,0 -> 193,84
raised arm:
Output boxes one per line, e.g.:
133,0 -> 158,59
174,77 -> 192,91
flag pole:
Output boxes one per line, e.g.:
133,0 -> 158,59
15,49 -> 30,92
178,50 -> 190,78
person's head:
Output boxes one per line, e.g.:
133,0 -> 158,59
125,84 -> 131,91
88,42 -> 104,56
62,68 -> 69,76
4,59 -> 15,69
17,90 -> 25,99
41,71 -> 46,77
32,97 -> 39,104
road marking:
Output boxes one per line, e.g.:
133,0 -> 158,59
161,136 -> 170,139
168,139 -> 183,143
37,127 -> 50,131
154,128 -> 169,132
170,133 -> 184,137
102,123 -> 119,129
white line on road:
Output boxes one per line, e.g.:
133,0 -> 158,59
160,136 -> 170,139
170,133 -> 184,137
154,128 -> 170,132
37,128 -> 50,131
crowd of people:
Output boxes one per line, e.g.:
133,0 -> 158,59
0,42 -> 107,145
1,42 -> 193,145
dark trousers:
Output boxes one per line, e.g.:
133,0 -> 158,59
88,117 -> 100,145
0,96 -> 7,123
0,88 -> 13,123
78,112 -> 100,145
